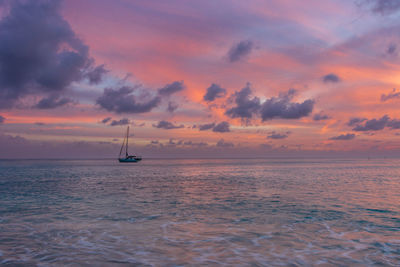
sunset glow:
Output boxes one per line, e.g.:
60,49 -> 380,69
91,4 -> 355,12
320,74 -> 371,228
1,0 -> 400,158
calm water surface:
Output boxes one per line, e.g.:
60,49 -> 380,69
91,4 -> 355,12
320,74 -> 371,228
0,158 -> 399,266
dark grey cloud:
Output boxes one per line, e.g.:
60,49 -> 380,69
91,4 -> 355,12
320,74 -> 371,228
0,0 -> 104,109
260,89 -> 314,121
34,122 -> 45,126
0,115 -> 4,124
329,133 -> 356,140
347,117 -> 367,126
203,83 -> 227,102
86,64 -> 108,85
358,0 -> 400,15
387,43 -> 397,55
225,86 -> 314,122
260,143 -> 273,149
352,115 -> 388,131
34,95 -> 73,109
101,117 -> 112,124
313,112 -> 330,121
267,131 -> 290,139
110,118 -> 130,126
322,73 -> 341,83
381,88 -> 400,102
225,84 -> 260,119
97,86 -> 161,114
212,121 -> 230,133
197,121 -> 231,132
198,122 -> 215,131
158,81 -> 185,96
153,120 -> 184,130
216,139 -> 234,148
228,40 -> 254,62
183,141 -> 208,147
98,80 -> 185,114
168,138 -> 177,146
387,119 -> 400,129
167,101 -> 178,113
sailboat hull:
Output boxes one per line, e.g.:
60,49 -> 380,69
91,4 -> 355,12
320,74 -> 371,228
118,157 -> 142,163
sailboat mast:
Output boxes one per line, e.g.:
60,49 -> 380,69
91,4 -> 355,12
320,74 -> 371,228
119,136 -> 125,158
126,126 -> 129,157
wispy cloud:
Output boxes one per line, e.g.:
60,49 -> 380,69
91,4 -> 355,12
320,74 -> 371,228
358,0 -> 400,15
167,101 -> 178,113
381,88 -> 400,102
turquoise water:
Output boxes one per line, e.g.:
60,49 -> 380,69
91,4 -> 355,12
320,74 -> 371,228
0,158 -> 399,266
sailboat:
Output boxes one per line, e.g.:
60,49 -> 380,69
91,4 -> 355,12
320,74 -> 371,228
118,126 -> 142,163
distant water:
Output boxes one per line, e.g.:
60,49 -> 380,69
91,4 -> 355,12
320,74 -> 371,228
0,158 -> 399,266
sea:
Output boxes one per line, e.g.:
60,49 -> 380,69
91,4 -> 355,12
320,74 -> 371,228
0,158 -> 399,266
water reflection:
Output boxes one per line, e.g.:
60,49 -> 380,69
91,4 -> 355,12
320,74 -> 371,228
0,158 -> 399,265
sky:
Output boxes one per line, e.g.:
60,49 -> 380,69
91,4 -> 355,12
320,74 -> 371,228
0,0 -> 400,158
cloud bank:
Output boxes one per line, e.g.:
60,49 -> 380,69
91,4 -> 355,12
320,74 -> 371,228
153,120 -> 184,130
226,85 -> 314,122
216,139 -> 234,147
351,115 -> 400,131
225,84 -> 260,119
359,0 -> 400,15
260,89 -> 314,121
0,0 -> 105,109
329,133 -> 355,140
34,95 -> 73,109
97,86 -> 161,114
212,121 -> 230,133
